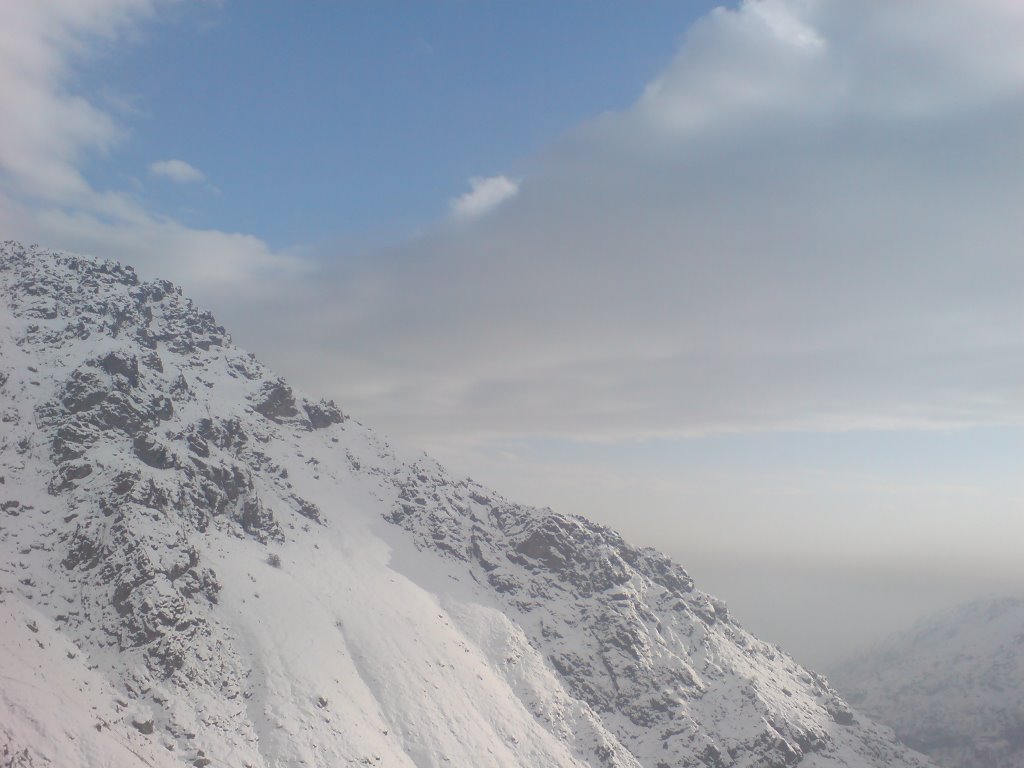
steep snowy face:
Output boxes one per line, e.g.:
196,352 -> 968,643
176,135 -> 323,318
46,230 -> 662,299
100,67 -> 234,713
829,597 -> 1024,768
0,241 -> 934,768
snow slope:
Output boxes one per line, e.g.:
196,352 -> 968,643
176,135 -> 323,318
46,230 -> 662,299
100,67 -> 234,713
829,597 -> 1024,768
0,241 -> 934,767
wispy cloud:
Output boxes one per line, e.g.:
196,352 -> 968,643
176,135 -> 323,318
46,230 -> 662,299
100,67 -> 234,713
0,0 -> 150,206
148,158 -> 205,183
0,0 -> 301,293
449,175 -> 519,220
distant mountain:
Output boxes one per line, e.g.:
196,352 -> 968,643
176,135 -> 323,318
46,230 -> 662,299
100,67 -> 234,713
0,241 -> 933,767
829,597 -> 1024,768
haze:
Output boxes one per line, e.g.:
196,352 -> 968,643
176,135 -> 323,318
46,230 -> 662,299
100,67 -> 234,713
1,0 -> 1021,670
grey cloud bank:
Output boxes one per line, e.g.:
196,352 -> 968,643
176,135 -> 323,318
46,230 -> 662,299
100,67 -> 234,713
254,0 -> 1024,446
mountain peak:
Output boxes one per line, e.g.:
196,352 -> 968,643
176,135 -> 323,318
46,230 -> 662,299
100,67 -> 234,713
1,241 -> 933,767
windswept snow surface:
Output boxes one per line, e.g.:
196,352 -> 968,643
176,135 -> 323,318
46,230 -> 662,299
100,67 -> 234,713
0,241 -> 935,767
830,597 -> 1024,768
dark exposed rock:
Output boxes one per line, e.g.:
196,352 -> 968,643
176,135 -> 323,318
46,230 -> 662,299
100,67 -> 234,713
51,421 -> 99,462
151,395 -> 173,421
60,370 -> 107,414
195,417 -> 248,451
62,526 -> 107,571
170,374 -> 190,399
141,350 -> 164,373
488,571 -> 521,594
254,380 -> 299,422
237,497 -> 278,542
100,351 -> 139,388
303,399 -> 344,429
828,701 -> 856,726
133,434 -> 175,469
291,495 -> 322,523
187,433 -> 210,458
48,462 -> 93,494
509,515 -> 634,594
3,500 -> 26,515
95,390 -> 151,434
131,718 -> 155,735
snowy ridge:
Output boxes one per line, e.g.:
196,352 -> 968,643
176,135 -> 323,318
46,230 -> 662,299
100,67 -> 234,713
0,241 -> 934,767
829,597 -> 1024,768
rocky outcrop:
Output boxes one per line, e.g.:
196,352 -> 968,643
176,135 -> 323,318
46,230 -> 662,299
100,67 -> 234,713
0,243 -> 327,754
303,398 -> 345,429
385,462 -> 927,768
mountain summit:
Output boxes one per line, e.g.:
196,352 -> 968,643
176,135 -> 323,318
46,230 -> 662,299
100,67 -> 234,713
0,241 -> 932,767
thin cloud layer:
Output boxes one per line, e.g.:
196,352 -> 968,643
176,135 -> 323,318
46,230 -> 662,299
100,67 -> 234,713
449,175 -> 520,220
148,159 -> 206,184
288,0 -> 1024,445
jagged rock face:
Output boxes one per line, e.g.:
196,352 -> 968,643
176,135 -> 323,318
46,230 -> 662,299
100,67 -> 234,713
0,241 -> 934,768
829,598 -> 1024,768
385,465 -> 926,767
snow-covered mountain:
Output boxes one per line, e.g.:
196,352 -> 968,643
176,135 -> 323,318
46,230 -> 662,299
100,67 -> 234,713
0,241 -> 934,767
829,597 -> 1024,768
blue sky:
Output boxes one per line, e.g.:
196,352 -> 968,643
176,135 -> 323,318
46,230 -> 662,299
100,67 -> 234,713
2,0 -> 1022,667
82,1 -> 721,248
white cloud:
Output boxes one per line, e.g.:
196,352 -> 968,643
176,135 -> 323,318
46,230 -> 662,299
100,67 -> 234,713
0,0 -> 300,295
0,0 -> 154,205
148,158 -> 205,183
449,175 -> 519,220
